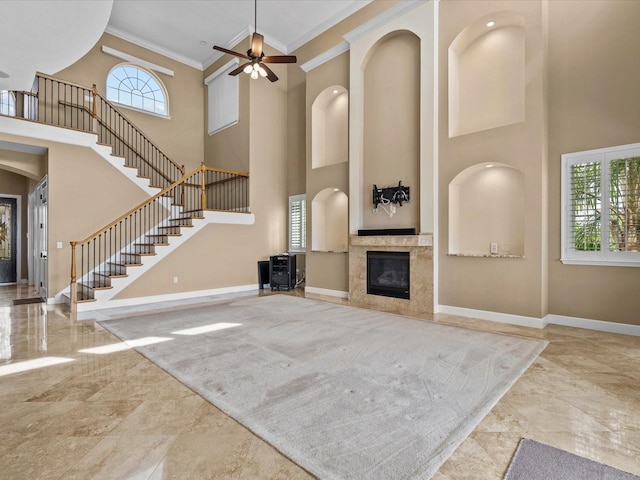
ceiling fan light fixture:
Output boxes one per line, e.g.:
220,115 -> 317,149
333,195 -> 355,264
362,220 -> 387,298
212,0 -> 296,83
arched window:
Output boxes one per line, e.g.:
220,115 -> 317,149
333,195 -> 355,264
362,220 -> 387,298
106,64 -> 168,116
0,91 -> 16,117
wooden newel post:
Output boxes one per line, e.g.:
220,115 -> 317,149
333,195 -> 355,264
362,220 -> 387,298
70,242 -> 77,313
200,163 -> 207,210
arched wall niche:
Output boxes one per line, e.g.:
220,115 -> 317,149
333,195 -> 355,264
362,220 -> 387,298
449,11 -> 525,138
362,30 -> 420,230
312,188 -> 348,252
348,1 -> 436,236
312,85 -> 348,169
449,163 -> 525,256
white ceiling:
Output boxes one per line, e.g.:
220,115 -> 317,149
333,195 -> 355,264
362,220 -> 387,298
0,0 -> 113,90
0,0 -> 370,90
107,0 -> 373,70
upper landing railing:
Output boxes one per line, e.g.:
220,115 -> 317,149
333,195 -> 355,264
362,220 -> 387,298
2,73 -> 184,188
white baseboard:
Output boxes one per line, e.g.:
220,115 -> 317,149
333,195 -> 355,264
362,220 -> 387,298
438,304 -> 640,337
305,286 -> 349,299
438,305 -> 547,329
75,284 -> 258,312
546,314 -> 640,337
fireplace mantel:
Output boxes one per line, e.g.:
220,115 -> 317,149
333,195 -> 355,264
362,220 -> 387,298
350,233 -> 433,248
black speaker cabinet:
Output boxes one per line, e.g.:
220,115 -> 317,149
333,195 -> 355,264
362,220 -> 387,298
270,254 -> 296,291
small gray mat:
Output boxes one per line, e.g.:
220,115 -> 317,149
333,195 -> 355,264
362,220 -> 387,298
13,297 -> 43,305
504,439 -> 638,480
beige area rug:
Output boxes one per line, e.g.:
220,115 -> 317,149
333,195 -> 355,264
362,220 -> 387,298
100,295 -> 547,479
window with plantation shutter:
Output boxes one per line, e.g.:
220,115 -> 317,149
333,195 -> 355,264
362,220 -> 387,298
289,195 -> 306,253
562,143 -> 640,266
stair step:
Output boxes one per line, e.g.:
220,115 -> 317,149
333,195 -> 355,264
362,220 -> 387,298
158,226 -> 189,233
168,218 -> 193,226
95,272 -> 128,279
131,243 -> 156,254
146,233 -> 181,239
108,261 -> 142,268
119,252 -> 154,263
80,281 -> 112,291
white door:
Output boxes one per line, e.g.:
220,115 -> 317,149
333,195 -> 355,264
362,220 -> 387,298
28,176 -> 47,300
38,178 -> 47,300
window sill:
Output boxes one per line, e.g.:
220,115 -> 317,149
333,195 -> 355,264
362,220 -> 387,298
448,253 -> 524,259
561,258 -> 640,267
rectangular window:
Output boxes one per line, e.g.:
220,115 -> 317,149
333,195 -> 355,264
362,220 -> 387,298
289,194 -> 306,253
562,143 -> 640,266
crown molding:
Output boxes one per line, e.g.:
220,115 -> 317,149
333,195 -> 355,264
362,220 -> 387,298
300,41 -> 350,73
204,58 -> 239,85
288,0 -> 374,53
343,0 -> 427,44
203,25 -> 254,71
105,25 -> 203,70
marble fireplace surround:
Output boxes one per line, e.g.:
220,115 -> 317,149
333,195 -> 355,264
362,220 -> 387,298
349,233 -> 433,314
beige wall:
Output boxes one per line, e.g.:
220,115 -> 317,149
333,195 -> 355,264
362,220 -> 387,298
363,31 -> 420,231
547,0 -> 640,325
55,32 -> 205,171
117,62 -> 289,299
203,62 -> 250,173
305,53 -> 350,293
438,0 -> 547,318
4,0 -> 637,327
0,149 -> 46,180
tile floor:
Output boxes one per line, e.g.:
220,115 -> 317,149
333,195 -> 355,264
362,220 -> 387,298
1,285 -> 639,479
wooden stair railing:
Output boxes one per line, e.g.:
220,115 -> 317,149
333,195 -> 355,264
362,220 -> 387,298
69,164 -> 249,311
2,73 -> 185,187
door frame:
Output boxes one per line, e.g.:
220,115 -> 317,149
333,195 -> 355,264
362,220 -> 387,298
0,193 -> 21,285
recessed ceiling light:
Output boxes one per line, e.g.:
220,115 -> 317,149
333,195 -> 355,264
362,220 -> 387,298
0,71 -> 9,79
332,89 -> 339,94
486,164 -> 494,168
486,21 -> 495,27
199,40 -> 207,46
333,188 -> 340,192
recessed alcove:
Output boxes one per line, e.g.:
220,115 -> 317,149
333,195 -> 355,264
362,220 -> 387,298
449,11 -> 525,138
362,30 -> 420,230
312,188 -> 348,252
312,86 -> 348,169
449,163 -> 525,257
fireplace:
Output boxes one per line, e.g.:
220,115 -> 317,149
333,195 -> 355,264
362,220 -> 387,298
367,251 -> 410,300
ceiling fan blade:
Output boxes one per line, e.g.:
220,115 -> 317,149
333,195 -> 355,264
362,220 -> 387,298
262,55 -> 297,64
229,62 -> 251,76
251,32 -> 264,58
213,45 -> 250,60
260,63 -> 278,82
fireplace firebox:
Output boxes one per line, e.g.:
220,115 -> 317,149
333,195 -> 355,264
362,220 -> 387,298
366,251 -> 410,300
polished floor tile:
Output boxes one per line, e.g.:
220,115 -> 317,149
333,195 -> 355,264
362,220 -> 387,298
1,285 -> 639,479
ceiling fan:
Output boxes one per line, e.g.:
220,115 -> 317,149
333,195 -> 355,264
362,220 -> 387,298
213,0 -> 297,82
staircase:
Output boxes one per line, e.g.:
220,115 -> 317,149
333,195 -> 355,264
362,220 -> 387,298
1,73 -> 252,312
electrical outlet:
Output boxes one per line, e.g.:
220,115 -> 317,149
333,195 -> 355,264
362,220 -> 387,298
173,276 -> 178,284
490,243 -> 498,254
56,242 -> 63,249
